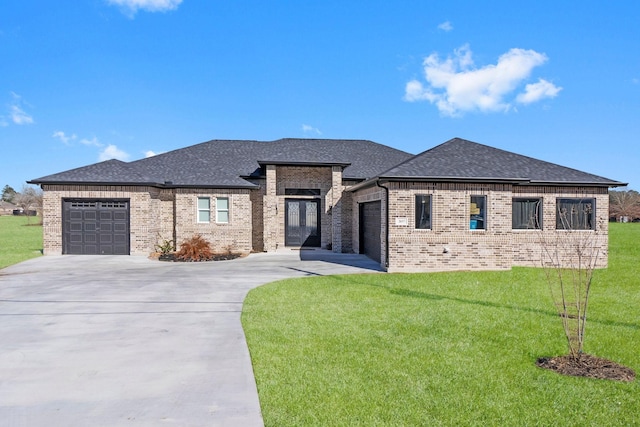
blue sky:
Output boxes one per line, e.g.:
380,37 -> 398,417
1,0 -> 638,192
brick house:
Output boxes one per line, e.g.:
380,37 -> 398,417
29,137 -> 625,272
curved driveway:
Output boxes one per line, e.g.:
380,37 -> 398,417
0,251 -> 381,427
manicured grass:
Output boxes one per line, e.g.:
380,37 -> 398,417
243,223 -> 640,426
0,215 -> 43,269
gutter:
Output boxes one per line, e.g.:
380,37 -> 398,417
375,179 -> 390,269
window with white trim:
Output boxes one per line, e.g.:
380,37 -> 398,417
197,197 -> 210,223
216,197 -> 229,223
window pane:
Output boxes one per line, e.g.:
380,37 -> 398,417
216,197 -> 229,223
470,196 -> 486,230
217,211 -> 229,223
556,198 -> 595,230
415,195 -> 431,229
512,198 -> 541,229
198,197 -> 210,210
216,197 -> 228,211
198,210 -> 210,223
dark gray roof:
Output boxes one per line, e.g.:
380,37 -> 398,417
375,138 -> 625,187
30,138 -> 413,187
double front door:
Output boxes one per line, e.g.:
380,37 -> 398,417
285,199 -> 321,247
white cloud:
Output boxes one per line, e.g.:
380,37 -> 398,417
52,131 -> 77,145
4,93 -> 34,125
144,150 -> 159,157
438,21 -> 453,32
99,144 -> 130,161
302,124 -> 322,135
516,78 -> 562,104
10,105 -> 34,125
404,44 -> 558,116
80,136 -> 103,147
106,0 -> 183,16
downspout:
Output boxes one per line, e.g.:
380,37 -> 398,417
376,180 -> 390,269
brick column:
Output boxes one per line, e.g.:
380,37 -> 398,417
263,165 -> 278,251
331,166 -> 342,252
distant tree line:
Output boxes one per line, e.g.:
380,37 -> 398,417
609,189 -> 640,222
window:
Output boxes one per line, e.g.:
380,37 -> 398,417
556,198 -> 595,230
197,197 -> 210,223
216,197 -> 229,223
415,195 -> 431,229
512,198 -> 542,229
470,196 -> 486,230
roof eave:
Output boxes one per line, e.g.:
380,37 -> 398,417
346,176 -> 627,192
28,180 -> 258,189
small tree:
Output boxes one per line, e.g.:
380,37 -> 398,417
13,185 -> 43,224
539,208 -> 602,358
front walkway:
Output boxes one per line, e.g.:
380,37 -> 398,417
0,251 -> 381,427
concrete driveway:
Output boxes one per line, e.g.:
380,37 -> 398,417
0,251 -> 381,427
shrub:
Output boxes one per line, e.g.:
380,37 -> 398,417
175,234 -> 214,262
155,236 -> 175,255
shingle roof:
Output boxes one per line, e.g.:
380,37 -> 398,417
375,138 -> 625,186
29,138 -> 413,187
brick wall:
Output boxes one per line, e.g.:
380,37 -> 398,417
351,182 -> 610,272
261,165 -> 337,250
350,185 -> 387,268
41,185 -> 252,256
41,185 -> 172,255
174,188 -> 253,254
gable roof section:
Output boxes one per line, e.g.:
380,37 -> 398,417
368,138 -> 625,187
29,138 -> 413,187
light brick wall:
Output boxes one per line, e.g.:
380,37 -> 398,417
41,185 -> 172,255
351,185 -> 387,268
351,182 -> 610,272
174,188 -> 252,254
511,186 -> 609,268
261,165 -> 335,250
340,180 -> 359,253
246,178 -> 265,252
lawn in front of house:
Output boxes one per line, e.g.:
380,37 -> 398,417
0,215 -> 43,269
242,223 -> 639,426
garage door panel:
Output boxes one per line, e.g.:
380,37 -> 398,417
359,201 -> 382,263
63,199 -> 130,255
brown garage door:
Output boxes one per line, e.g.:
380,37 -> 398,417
63,199 -> 130,255
359,201 -> 381,263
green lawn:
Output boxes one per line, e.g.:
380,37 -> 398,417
0,215 -> 43,269
242,223 -> 640,426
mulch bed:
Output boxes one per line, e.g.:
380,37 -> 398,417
537,353 -> 636,382
158,253 -> 242,262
